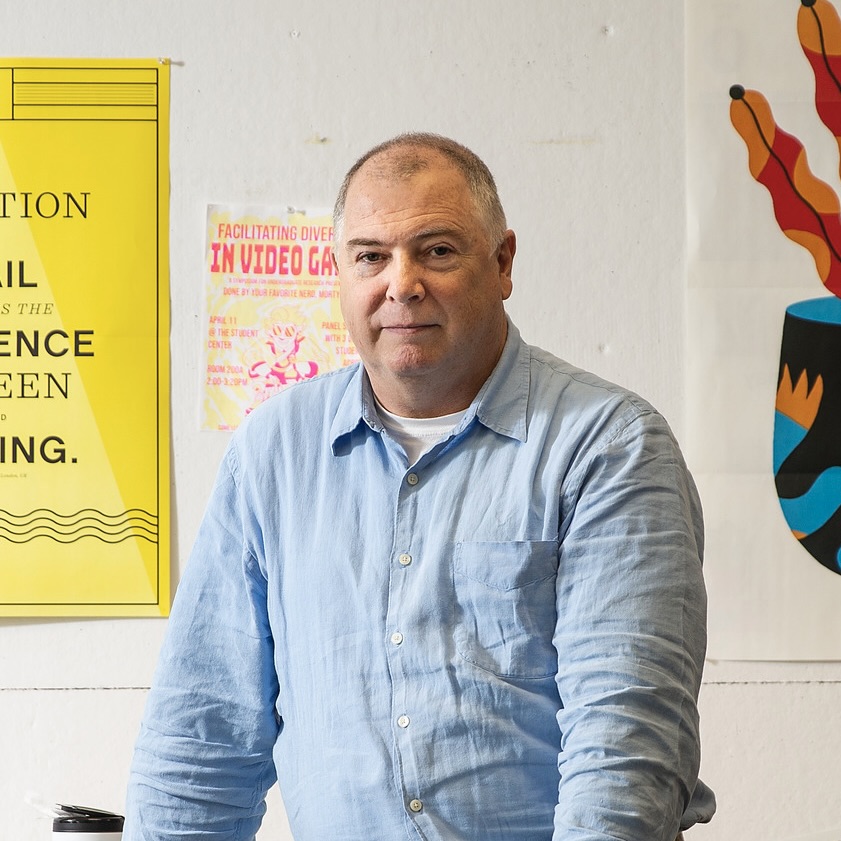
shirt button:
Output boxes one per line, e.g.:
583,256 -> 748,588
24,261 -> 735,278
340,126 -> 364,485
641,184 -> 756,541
406,472 -> 419,486
398,553 -> 412,566
397,714 -> 410,728
409,799 -> 423,813
390,632 -> 404,645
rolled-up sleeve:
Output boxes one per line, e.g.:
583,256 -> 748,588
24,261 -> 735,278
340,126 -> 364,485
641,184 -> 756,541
124,445 -> 280,840
553,411 -> 709,840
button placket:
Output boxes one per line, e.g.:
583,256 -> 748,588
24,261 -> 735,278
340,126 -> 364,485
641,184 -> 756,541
388,464 -> 427,825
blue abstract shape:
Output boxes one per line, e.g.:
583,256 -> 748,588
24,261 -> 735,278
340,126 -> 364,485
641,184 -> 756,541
773,411 -> 808,474
787,296 -> 841,325
778,466 -> 841,535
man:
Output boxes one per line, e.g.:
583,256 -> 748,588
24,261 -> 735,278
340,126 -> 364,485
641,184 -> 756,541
125,133 -> 715,840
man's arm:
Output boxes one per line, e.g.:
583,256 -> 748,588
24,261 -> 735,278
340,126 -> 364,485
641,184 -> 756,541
553,410 -> 708,840
124,447 -> 280,840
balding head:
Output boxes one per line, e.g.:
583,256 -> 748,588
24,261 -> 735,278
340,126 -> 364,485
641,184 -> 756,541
333,133 -> 507,249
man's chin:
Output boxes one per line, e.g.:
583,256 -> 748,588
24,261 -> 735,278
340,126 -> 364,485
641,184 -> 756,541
376,348 -> 442,380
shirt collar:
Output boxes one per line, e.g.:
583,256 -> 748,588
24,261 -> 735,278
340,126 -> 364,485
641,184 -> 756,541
473,317 -> 529,442
330,316 -> 529,452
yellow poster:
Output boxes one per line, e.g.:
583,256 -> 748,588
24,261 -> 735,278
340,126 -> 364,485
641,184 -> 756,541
202,205 -> 357,430
0,59 -> 170,616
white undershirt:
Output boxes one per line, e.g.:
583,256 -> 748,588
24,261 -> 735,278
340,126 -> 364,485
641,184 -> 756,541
374,397 -> 466,464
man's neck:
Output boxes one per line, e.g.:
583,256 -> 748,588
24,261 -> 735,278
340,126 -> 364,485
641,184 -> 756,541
367,372 -> 480,418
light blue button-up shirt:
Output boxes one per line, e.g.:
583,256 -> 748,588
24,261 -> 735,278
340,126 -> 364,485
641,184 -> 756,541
125,321 -> 714,840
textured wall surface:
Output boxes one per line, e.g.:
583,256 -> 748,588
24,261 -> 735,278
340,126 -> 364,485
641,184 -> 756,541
0,2 -> 836,839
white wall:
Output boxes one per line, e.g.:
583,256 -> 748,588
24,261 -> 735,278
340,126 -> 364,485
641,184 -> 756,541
0,2 -> 837,839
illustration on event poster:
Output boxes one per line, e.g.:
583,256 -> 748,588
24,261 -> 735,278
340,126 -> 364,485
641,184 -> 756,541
729,0 -> 841,574
201,205 -> 357,430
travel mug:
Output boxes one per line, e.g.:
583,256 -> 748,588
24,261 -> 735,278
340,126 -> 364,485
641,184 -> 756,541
52,805 -> 124,839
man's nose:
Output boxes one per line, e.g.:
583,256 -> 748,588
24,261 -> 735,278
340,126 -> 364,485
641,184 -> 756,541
386,256 -> 425,303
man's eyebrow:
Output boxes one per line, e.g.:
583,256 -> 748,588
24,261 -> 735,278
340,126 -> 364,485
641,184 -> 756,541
345,237 -> 384,249
345,227 -> 466,250
414,225 -> 464,238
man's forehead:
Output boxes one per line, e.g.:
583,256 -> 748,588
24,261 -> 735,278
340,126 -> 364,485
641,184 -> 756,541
341,193 -> 478,250
339,148 -> 483,246
350,147 -> 467,193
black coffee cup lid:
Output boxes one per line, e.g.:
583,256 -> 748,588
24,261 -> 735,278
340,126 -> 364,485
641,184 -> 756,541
52,804 -> 124,833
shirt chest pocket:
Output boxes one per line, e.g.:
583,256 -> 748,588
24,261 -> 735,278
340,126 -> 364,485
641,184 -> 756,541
453,540 -> 559,679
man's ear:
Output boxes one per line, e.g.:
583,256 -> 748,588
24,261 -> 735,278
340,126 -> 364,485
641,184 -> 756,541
497,229 -> 516,300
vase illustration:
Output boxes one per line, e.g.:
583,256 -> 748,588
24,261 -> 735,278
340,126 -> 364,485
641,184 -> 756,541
774,297 -> 841,572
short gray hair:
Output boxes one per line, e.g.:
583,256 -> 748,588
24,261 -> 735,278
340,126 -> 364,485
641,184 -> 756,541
332,133 -> 507,247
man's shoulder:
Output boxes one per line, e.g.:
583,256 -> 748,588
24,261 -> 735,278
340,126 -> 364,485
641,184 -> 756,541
526,342 -> 657,420
238,363 -> 360,436
520,341 -> 685,476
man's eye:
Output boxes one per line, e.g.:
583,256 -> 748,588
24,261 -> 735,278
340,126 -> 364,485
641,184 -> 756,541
430,245 -> 452,257
358,252 -> 382,263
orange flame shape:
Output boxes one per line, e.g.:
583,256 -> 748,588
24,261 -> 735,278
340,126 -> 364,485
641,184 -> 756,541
775,363 -> 824,430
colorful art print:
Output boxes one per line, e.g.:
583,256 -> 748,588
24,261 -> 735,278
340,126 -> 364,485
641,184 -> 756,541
729,0 -> 841,576
201,206 -> 357,431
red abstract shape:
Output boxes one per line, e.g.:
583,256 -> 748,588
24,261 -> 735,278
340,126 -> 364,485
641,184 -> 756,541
730,87 -> 841,297
799,0 -> 841,153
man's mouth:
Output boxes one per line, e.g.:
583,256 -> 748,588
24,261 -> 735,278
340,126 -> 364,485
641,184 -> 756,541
381,323 -> 435,333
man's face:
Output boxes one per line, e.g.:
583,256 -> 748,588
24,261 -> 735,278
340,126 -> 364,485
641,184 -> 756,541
335,151 -> 515,416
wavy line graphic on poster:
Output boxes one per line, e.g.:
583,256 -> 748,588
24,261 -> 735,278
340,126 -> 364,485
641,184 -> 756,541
730,0 -> 841,574
0,507 -> 158,544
